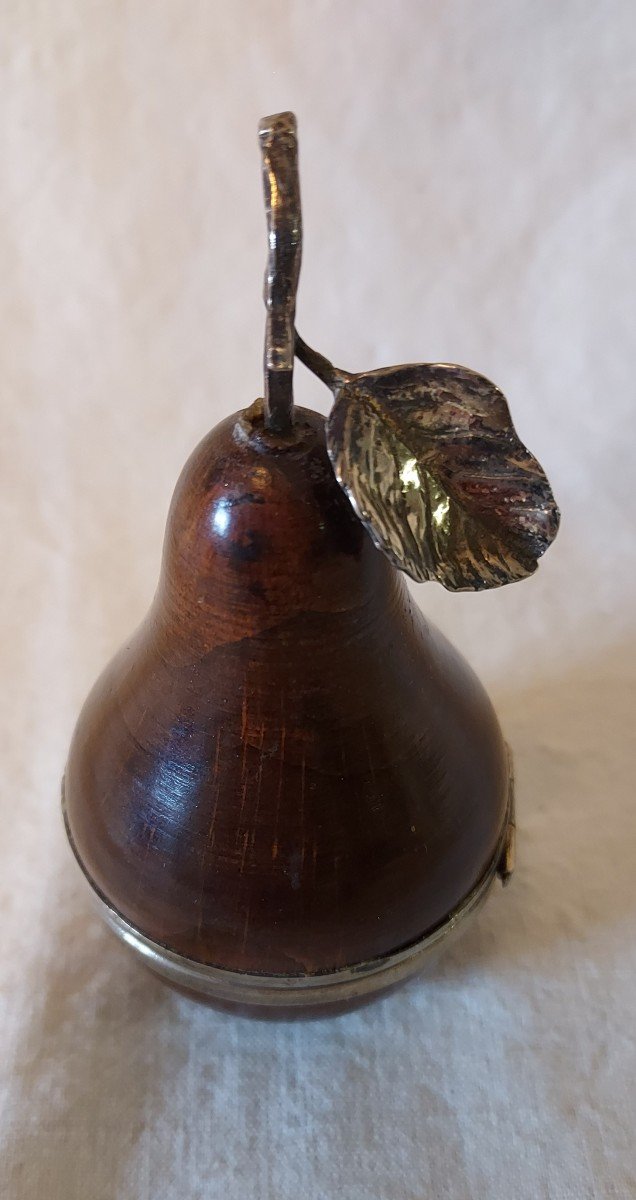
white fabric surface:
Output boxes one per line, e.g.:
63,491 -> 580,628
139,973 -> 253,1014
1,3 -> 635,1197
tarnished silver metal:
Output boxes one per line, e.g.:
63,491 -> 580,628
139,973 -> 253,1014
260,122 -> 559,589
64,779 -> 515,1008
258,111 -> 302,433
295,336 -> 560,591
87,833 -> 505,1007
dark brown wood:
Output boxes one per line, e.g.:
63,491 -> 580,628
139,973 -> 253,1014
64,402 -> 509,976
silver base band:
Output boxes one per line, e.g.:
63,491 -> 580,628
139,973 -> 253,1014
87,851 -> 501,1008
65,755 -> 514,1008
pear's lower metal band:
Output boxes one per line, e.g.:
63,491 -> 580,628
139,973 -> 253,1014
91,850 -> 497,1006
64,770 -> 514,1007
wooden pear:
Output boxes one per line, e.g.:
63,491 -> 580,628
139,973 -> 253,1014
64,398 -> 512,1003
63,113 -> 557,1008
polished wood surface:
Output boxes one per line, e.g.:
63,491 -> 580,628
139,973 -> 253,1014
64,402 -> 509,976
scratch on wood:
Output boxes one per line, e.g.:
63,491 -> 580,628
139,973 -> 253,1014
241,901 -> 251,952
205,729 -> 223,850
239,827 -> 250,874
299,750 -> 306,872
272,700 -> 286,860
250,722 -> 266,851
133,819 -> 159,902
362,723 -> 387,831
196,729 -> 225,938
237,716 -> 250,830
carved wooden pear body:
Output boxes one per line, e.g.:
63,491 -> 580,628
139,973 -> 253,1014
63,112 -> 557,1008
64,405 -> 510,984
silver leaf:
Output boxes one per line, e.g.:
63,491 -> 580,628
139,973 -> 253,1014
325,363 -> 560,591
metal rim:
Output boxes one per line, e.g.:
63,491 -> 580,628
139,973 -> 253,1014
90,856 -> 499,1007
63,765 -> 513,1008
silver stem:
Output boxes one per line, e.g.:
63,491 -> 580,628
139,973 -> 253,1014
294,331 -> 352,394
258,111 -> 302,432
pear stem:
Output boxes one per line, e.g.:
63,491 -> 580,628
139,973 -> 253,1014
294,332 -> 352,395
258,112 -> 302,434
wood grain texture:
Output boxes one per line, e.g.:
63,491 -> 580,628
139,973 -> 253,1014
64,403 -> 509,976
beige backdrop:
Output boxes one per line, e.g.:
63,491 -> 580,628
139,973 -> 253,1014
1,3 -> 634,1198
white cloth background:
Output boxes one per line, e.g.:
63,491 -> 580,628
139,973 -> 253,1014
1,3 -> 634,1197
